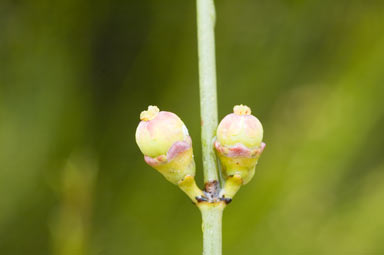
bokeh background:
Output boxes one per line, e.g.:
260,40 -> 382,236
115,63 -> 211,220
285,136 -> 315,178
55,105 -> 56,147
1,0 -> 384,254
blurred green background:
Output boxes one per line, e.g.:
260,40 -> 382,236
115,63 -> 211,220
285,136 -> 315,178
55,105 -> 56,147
1,0 -> 384,254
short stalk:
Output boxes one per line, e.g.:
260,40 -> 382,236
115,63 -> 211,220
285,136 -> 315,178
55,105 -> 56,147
178,175 -> 205,203
221,174 -> 243,199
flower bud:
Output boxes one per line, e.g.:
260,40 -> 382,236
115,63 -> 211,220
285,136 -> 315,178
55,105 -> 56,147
135,106 -> 195,184
215,105 -> 265,185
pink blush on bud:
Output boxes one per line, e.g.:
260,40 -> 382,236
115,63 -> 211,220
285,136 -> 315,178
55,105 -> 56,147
260,142 -> 266,152
144,111 -> 179,136
215,141 -> 266,158
229,143 -> 251,157
143,136 -> 192,166
167,137 -> 192,161
144,154 -> 167,166
219,113 -> 238,130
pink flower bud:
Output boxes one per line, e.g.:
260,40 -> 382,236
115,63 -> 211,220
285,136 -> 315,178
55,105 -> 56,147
217,105 -> 263,148
135,106 -> 195,184
215,105 -> 265,184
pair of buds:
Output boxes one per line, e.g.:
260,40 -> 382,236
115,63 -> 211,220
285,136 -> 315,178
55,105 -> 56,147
135,105 -> 265,203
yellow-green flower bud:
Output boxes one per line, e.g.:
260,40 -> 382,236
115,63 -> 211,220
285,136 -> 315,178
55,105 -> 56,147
135,106 -> 195,184
215,105 -> 265,185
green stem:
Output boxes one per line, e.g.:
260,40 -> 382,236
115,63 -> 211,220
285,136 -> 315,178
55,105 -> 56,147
197,0 -> 219,183
196,0 -> 223,254
199,203 -> 225,255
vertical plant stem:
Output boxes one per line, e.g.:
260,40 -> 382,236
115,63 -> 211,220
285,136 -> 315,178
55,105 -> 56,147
196,0 -> 219,183
196,1 -> 223,255
199,203 -> 225,255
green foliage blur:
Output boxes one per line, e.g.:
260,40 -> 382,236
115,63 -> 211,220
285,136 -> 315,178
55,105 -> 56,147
1,0 -> 384,254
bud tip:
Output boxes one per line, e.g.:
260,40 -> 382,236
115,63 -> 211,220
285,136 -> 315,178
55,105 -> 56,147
140,105 -> 160,121
233,105 -> 251,115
